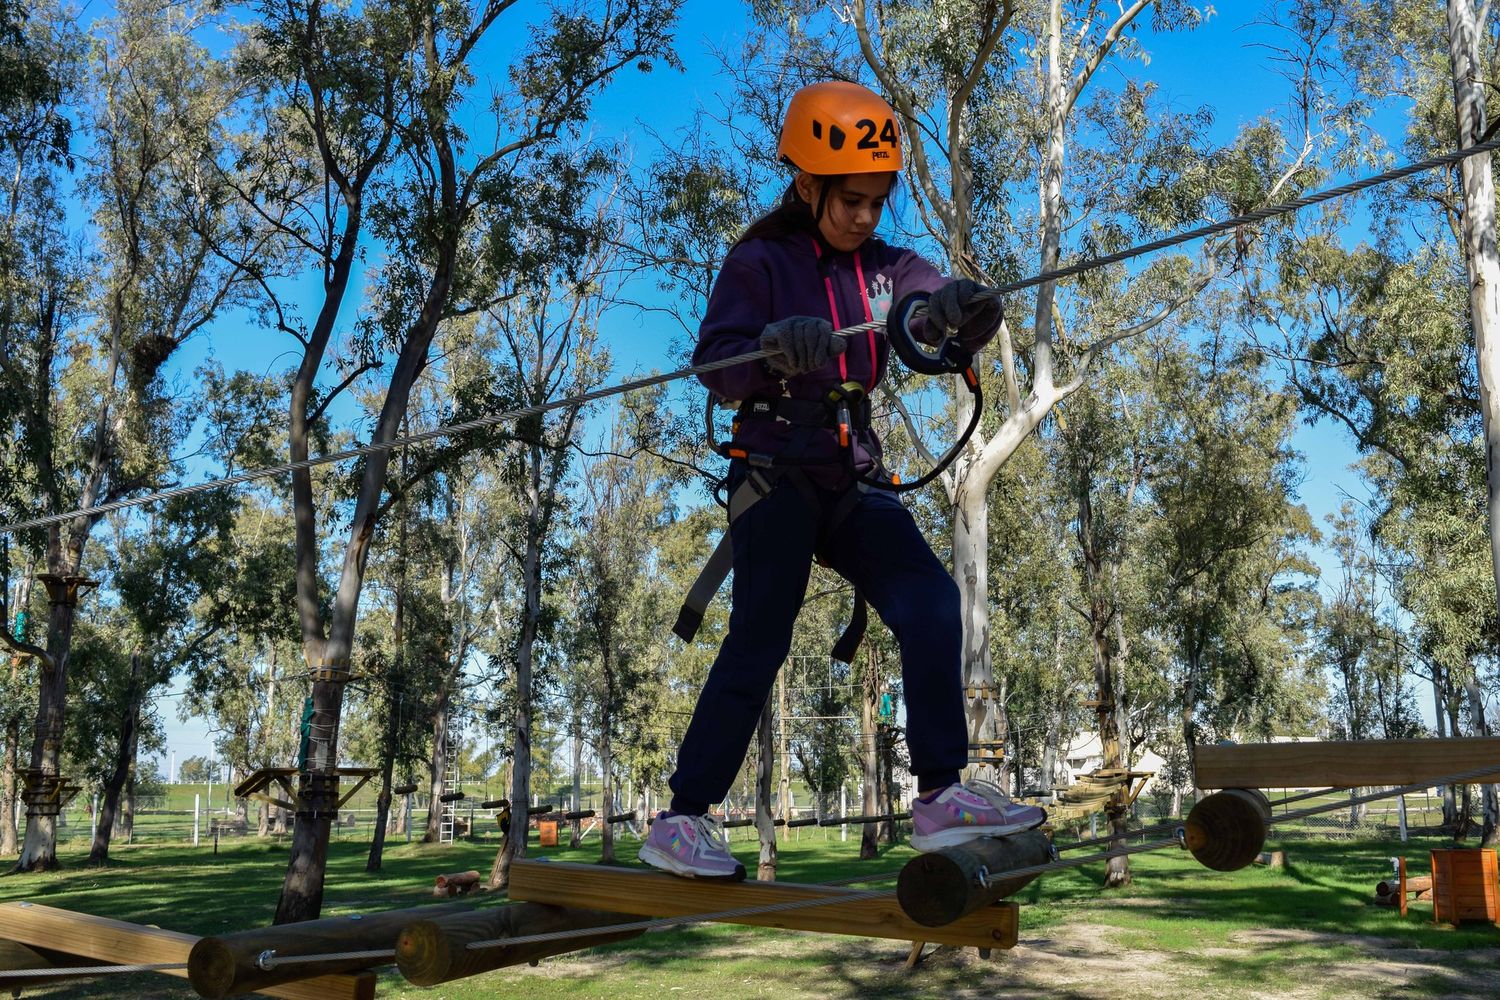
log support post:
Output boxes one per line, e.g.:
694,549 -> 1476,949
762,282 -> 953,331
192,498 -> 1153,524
896,830 -> 1053,927
395,903 -> 643,986
188,903 -> 463,998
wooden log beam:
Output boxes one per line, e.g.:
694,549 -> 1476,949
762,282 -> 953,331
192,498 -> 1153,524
508,859 -> 1017,949
0,902 -> 373,1000
395,903 -> 643,985
895,831 -> 1052,928
1193,737 -> 1500,789
188,902 -> 464,998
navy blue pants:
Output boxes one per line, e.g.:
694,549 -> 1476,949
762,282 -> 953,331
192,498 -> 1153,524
668,473 -> 967,815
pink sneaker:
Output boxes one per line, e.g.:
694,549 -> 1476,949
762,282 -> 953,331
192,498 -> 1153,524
637,812 -> 746,880
909,782 -> 1046,851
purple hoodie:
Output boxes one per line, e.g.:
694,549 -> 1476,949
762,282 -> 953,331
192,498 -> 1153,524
694,229 -> 946,484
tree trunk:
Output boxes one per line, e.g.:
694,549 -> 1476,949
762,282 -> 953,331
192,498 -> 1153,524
880,727 -> 898,845
859,662 -> 879,861
424,682 -> 451,844
367,746 -> 396,872
570,708 -> 583,849
599,732 -> 614,864
1467,680 -> 1498,845
490,512 -> 545,891
953,486 -> 1006,787
755,696 -> 777,881
15,560 -> 87,873
119,741 -> 135,843
0,688 -> 18,856
777,673 -> 790,823
88,648 -> 143,865
390,783 -> 409,836
1448,4 -> 1500,793
1039,639 -> 1065,794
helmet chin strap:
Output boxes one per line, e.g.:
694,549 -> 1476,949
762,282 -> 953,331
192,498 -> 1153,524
813,178 -> 832,222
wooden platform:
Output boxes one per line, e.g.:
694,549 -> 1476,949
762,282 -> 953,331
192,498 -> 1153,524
1194,737 -> 1500,789
233,766 -> 379,813
0,901 -> 375,1000
1026,769 -> 1154,823
508,859 -> 1017,949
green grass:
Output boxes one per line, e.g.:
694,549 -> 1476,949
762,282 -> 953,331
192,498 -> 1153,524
2,829 -> 1498,999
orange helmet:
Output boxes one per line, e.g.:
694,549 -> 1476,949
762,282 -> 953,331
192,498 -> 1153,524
778,81 -> 903,175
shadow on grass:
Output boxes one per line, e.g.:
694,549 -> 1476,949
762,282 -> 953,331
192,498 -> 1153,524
2,831 -> 1497,999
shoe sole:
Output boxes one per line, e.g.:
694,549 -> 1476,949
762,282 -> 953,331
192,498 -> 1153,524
637,844 -> 747,881
908,816 -> 1046,853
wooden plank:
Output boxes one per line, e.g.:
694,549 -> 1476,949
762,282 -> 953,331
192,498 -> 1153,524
0,902 -> 374,1000
1193,737 -> 1500,789
508,859 -> 1017,950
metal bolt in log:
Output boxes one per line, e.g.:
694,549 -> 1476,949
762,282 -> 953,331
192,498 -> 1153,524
395,903 -> 643,986
1183,788 -> 1271,872
896,830 -> 1053,928
187,902 -> 464,998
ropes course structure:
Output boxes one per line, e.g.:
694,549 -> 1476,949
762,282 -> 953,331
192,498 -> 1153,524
6,132 -> 1500,999
4,751 -> 1498,996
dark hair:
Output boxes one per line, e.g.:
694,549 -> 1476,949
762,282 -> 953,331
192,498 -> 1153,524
733,173 -> 900,250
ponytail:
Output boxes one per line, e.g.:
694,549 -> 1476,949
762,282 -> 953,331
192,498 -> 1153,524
731,181 -> 816,249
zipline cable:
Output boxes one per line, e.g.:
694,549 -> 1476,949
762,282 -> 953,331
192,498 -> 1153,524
5,136 -> 1500,538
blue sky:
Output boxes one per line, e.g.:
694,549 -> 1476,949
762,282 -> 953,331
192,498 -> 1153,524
143,2 -> 1415,765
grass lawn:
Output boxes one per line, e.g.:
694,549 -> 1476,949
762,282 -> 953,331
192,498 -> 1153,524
2,827 -> 1498,999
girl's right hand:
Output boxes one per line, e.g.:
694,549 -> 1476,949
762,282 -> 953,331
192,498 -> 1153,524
760,316 -> 848,376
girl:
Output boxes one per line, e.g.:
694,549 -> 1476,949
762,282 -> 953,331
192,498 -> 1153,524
639,81 -> 1044,880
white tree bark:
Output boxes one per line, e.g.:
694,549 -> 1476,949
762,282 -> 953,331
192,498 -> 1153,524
1447,0 -> 1500,847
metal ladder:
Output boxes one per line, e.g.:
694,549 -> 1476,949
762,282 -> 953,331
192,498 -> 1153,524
439,707 -> 463,844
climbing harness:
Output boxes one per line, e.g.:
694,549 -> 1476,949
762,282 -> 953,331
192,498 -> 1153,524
673,236 -> 985,662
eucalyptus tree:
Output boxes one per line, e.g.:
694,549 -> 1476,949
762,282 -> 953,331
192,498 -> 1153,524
568,402 -> 678,861
1284,0 -> 1500,842
1142,335 -> 1318,771
483,211 -> 622,888
0,1 -> 260,871
248,0 -> 681,920
1052,351 -> 1155,887
79,489 -> 242,864
0,0 -> 77,863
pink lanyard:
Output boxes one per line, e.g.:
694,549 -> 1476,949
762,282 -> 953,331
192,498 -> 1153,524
811,239 -> 878,390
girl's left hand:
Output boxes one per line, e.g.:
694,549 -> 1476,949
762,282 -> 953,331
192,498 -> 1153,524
928,279 -> 1004,352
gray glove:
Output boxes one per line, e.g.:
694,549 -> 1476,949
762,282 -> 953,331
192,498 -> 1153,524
760,316 -> 847,376
927,278 -> 1003,352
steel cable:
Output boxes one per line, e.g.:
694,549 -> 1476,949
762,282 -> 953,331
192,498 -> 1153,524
6,136 -> 1500,537
0,962 -> 188,980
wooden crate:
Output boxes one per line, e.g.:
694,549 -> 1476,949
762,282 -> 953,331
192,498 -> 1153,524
1430,848 -> 1499,926
538,818 -> 560,847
